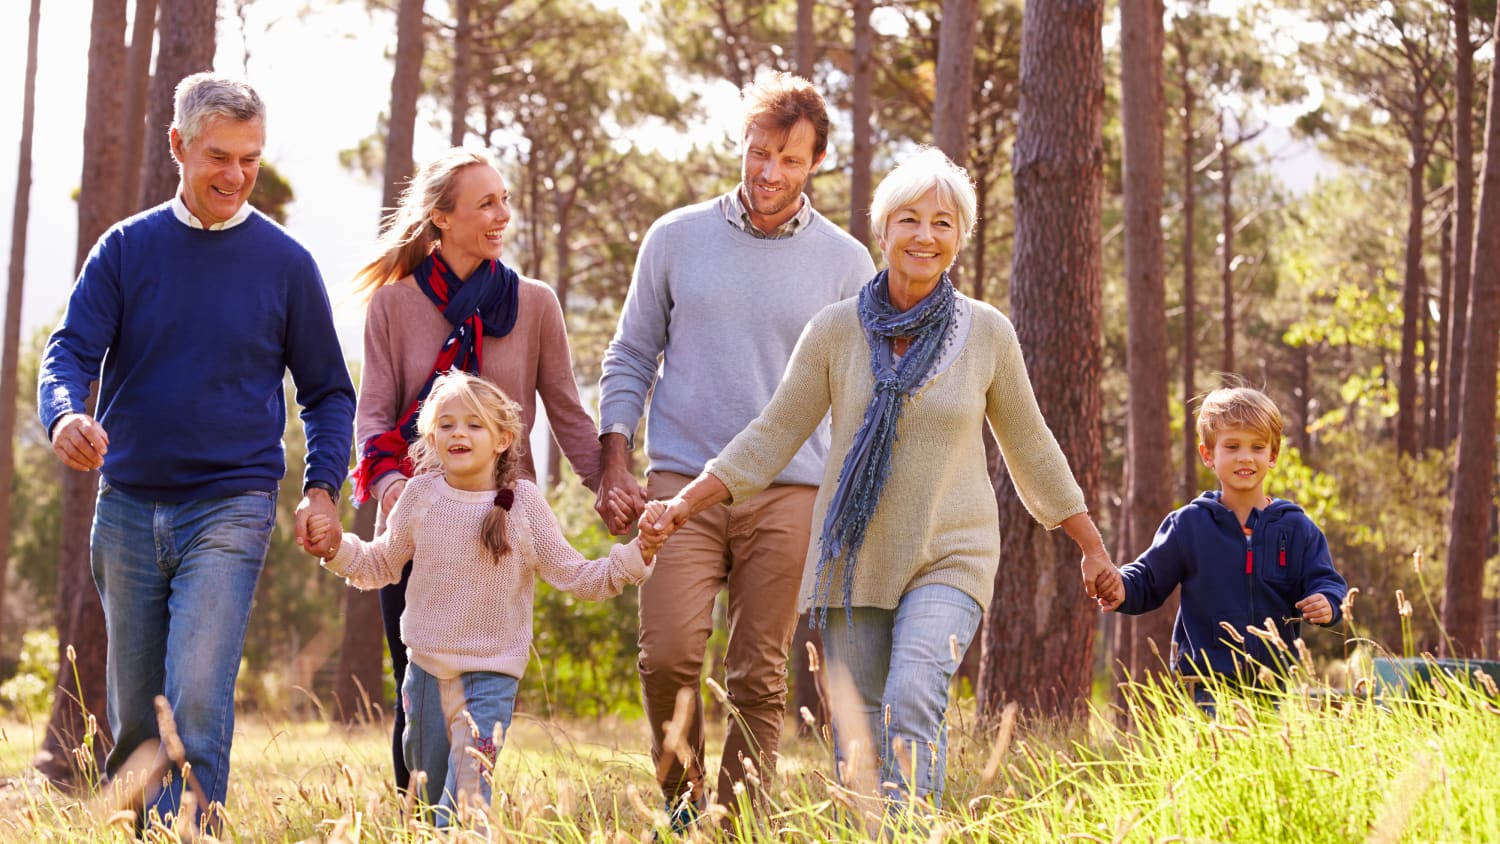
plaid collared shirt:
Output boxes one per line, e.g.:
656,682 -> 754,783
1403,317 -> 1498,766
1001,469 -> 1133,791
721,186 -> 813,240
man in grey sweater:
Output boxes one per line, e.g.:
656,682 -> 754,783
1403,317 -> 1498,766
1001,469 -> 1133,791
597,72 -> 875,824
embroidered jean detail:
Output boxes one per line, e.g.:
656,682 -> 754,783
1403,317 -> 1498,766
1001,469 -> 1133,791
474,735 -> 498,764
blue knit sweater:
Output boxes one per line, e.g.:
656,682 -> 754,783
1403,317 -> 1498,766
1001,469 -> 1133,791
1117,491 -> 1348,679
38,204 -> 355,503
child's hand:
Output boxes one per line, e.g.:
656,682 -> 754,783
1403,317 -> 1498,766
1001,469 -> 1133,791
1295,593 -> 1333,625
635,501 -> 674,562
306,513 -> 341,560
1081,549 -> 1124,611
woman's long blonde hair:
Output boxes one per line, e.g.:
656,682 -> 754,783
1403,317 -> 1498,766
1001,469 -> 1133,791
351,148 -> 498,299
409,372 -> 526,561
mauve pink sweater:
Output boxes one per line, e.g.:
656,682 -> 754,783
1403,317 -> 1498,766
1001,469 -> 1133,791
357,274 -> 603,506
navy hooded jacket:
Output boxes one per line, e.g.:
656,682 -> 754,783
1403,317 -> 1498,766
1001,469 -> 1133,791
1117,491 -> 1347,680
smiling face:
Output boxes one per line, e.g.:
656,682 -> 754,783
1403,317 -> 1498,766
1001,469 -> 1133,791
877,186 -> 960,298
429,394 -> 513,492
431,163 -> 512,280
1199,426 -> 1277,502
739,117 -> 824,232
170,116 -> 264,226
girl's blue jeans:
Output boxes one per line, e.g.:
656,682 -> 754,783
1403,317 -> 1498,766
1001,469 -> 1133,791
402,660 -> 518,827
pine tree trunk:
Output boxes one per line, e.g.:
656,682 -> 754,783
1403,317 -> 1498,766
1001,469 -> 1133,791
1446,0 -> 1475,443
849,0 -> 873,247
120,0 -> 156,215
978,0 -> 1104,720
449,0 -> 472,146
1442,0 -> 1500,658
0,0 -> 42,655
1178,37 -> 1198,502
382,0 -> 426,226
38,0 -> 128,783
137,0 -> 216,210
334,506 -> 384,725
1116,0 -> 1176,685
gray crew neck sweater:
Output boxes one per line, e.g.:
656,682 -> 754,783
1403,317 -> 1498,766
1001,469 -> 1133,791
599,194 -> 875,483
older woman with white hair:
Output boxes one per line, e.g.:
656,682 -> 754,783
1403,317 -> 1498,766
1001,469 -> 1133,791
643,147 -> 1120,808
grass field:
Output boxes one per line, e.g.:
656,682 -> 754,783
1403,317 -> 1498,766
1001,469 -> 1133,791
3,665 -> 1499,842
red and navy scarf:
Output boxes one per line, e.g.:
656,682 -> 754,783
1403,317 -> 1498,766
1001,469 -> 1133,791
351,251 -> 520,503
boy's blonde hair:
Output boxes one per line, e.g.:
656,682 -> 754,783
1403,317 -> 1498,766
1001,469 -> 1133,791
410,371 -> 526,561
1196,385 -> 1283,458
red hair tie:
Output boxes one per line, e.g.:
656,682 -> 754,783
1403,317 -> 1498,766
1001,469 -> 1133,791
495,488 -> 515,511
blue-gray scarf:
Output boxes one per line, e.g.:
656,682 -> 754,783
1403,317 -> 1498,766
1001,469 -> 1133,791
812,270 -> 956,626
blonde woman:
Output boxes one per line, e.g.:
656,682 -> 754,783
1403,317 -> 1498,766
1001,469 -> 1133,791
349,148 -> 616,790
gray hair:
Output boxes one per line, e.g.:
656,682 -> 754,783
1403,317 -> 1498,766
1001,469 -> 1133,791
869,147 -> 978,252
172,73 -> 265,147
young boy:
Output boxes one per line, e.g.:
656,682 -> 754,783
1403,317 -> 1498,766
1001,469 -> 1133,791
1112,386 -> 1348,688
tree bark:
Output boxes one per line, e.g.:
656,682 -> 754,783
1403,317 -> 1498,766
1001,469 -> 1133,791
1218,110 -> 1234,375
1396,102 -> 1428,457
449,0 -> 472,146
849,0 -> 873,247
978,0 -> 1104,720
1434,213 -> 1451,447
382,0 -> 426,229
38,0 -> 128,785
1446,0 -> 1474,444
1116,0 -> 1176,685
334,505 -> 384,725
120,0 -> 157,216
1442,0 -> 1500,658
933,0 -> 980,160
137,0 -> 216,210
0,0 -> 42,649
1177,32 -> 1199,502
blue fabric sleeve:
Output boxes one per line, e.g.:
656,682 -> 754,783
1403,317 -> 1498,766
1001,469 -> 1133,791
37,229 -> 124,437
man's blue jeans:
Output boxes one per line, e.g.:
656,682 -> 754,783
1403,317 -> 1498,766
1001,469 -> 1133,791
821,584 -> 982,806
402,661 -> 518,827
90,481 -> 275,825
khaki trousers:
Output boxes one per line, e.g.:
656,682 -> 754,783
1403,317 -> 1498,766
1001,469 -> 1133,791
638,471 -> 815,809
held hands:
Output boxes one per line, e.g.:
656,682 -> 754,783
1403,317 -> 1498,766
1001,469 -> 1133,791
634,497 -> 692,562
596,467 -> 647,535
304,513 -> 342,560
1295,593 -> 1334,625
295,487 -> 341,558
51,413 -> 110,471
1082,548 -> 1124,612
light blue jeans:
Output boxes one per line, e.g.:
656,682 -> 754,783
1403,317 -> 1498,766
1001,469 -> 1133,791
402,661 -> 518,827
821,584 -> 982,806
89,481 -> 276,827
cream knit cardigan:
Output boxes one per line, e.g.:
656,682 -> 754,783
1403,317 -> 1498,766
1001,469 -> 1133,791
706,295 -> 1087,613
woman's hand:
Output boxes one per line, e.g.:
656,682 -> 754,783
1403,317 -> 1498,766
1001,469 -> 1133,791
1059,513 -> 1123,611
1081,548 -> 1123,611
380,478 -> 408,515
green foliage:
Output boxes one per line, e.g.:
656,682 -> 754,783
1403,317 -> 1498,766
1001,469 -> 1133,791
525,466 -> 643,719
0,628 -> 57,716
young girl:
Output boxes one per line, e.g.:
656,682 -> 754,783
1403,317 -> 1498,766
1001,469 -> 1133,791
307,371 -> 658,826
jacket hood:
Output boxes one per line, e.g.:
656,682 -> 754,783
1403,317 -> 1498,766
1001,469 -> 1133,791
1188,490 -> 1305,527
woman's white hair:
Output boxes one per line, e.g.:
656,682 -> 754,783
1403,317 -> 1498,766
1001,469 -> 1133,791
868,146 -> 978,251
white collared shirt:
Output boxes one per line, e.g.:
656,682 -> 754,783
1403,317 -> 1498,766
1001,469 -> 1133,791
170,191 -> 254,231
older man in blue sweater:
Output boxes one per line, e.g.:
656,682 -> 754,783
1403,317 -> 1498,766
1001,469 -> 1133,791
37,73 -> 354,830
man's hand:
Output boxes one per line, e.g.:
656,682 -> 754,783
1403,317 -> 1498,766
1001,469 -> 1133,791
594,433 -> 645,535
305,513 -> 341,560
296,486 -> 340,557
51,413 -> 109,471
1295,593 -> 1333,625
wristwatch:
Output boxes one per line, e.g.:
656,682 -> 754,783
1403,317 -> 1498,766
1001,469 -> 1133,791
304,480 -> 339,500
